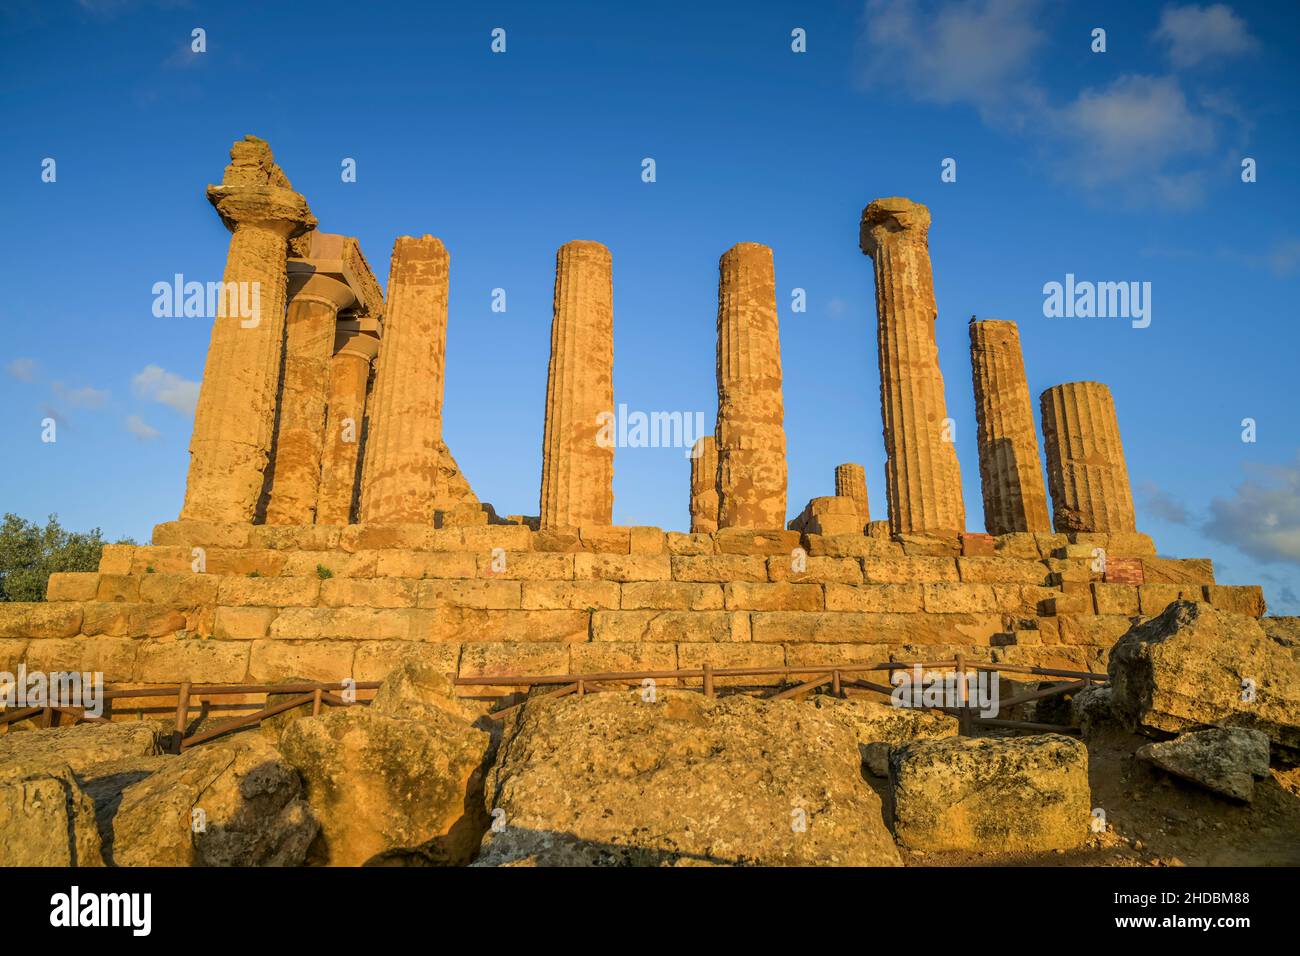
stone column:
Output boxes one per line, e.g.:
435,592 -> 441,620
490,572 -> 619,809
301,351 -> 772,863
316,330 -> 379,525
263,273 -> 355,524
715,243 -> 787,530
859,197 -> 965,535
181,138 -> 316,523
359,236 -> 450,524
1039,381 -> 1137,533
689,435 -> 719,533
969,319 -> 1051,534
834,463 -> 870,524
539,241 -> 615,528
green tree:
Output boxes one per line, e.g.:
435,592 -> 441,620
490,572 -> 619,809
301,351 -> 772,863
0,514 -> 124,603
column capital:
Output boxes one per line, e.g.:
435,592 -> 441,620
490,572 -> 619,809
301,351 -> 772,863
334,329 -> 380,362
859,197 -> 931,257
206,184 -> 316,238
286,270 -> 357,312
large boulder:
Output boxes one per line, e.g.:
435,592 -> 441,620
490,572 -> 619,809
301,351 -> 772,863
0,720 -> 167,868
890,734 -> 1090,852
105,733 -> 317,866
1137,727 -> 1271,802
0,721 -> 165,774
278,659 -> 492,866
1108,601 -> 1300,757
475,691 -> 902,866
0,763 -> 103,866
806,695 -> 957,776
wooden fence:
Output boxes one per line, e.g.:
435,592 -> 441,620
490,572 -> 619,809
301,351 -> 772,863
0,657 -> 1106,747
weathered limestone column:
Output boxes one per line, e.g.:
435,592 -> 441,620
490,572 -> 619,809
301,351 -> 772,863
859,198 -> 965,534
263,273 -> 355,524
1039,381 -> 1137,533
715,243 -> 787,529
689,435 -> 719,533
316,330 -> 379,525
359,236 -> 450,524
834,463 -> 870,523
539,241 -> 615,528
181,136 -> 316,523
969,319 -> 1052,534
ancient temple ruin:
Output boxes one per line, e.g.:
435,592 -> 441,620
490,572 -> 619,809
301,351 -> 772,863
0,135 -> 1268,703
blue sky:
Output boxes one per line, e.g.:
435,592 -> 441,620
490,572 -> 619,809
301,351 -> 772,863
1,0 -> 1298,612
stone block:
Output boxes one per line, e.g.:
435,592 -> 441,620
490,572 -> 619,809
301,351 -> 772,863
23,637 -> 139,682
714,528 -> 801,556
270,607 -> 422,642
138,573 -> 220,606
457,642 -> 571,694
723,582 -> 823,612
80,603 -> 184,638
1141,557 -> 1214,586
45,573 -> 100,602
670,555 -> 768,583
862,557 -> 959,584
521,581 -> 621,611
320,578 -> 417,609
664,532 -> 715,555
247,640 -> 356,683
478,552 -> 574,581
1203,585 -> 1266,618
619,582 -> 724,611
216,577 -> 320,607
767,555 -> 862,584
97,544 -> 136,574
213,606 -> 279,640
573,553 -> 671,583
94,574 -> 139,603
1092,583 -> 1140,616
415,609 -> 589,645
824,584 -> 923,613
134,639 -> 250,683
591,610 -> 747,643
417,579 -> 521,610
922,583 -> 1000,614
956,557 -> 1047,585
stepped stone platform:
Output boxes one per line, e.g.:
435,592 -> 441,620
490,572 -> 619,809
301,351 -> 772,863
0,519 -> 1263,717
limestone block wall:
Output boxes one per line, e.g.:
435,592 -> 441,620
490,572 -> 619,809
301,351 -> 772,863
0,521 -> 1261,712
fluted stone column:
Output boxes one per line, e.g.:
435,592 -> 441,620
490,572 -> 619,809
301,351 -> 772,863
689,435 -> 719,533
181,138 -> 316,523
1040,381 -> 1136,533
264,273 -> 355,524
969,319 -> 1051,534
715,243 -> 787,529
539,241 -> 615,528
359,236 -> 449,524
834,463 -> 870,524
859,197 -> 965,535
316,330 -> 379,525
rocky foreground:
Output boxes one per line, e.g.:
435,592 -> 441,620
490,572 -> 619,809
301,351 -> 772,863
2,601 -> 1298,867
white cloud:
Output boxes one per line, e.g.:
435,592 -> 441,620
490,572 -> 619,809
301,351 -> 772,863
5,357 -> 36,382
1204,455 -> 1300,564
856,1 -> 1255,209
132,364 -> 199,415
1155,3 -> 1257,69
51,381 -> 110,408
1047,75 -> 1215,204
125,414 -> 160,441
857,0 -> 1046,127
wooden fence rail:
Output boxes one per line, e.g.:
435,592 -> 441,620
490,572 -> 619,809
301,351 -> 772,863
0,659 -> 1106,746
454,658 -> 1107,731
